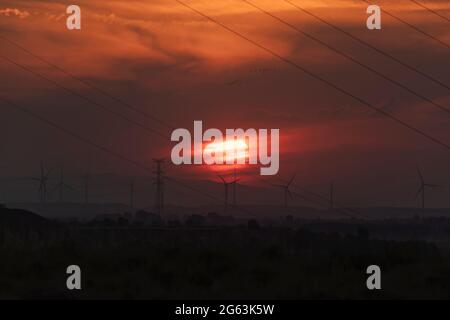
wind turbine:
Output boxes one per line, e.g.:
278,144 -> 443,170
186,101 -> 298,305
53,166 -> 74,202
31,162 -> 53,203
415,167 -> 440,209
273,174 -> 296,208
218,174 -> 239,213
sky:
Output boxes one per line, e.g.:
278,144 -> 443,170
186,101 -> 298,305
0,0 -> 449,208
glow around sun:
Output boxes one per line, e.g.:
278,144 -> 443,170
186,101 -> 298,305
204,139 -> 249,163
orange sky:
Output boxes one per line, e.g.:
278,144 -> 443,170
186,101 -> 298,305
0,0 -> 449,207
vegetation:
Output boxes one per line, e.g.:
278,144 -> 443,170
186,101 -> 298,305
1,206 -> 450,299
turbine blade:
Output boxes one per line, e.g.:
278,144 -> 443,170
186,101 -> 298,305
217,174 -> 226,184
45,168 -> 53,178
287,174 -> 296,186
288,190 -> 294,200
416,167 -> 424,184
414,186 -> 423,199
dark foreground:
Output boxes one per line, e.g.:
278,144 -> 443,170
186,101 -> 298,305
1,207 -> 450,299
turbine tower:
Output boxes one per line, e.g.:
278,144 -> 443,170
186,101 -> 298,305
53,166 -> 74,202
218,174 -> 239,213
415,167 -> 440,209
31,162 -> 52,203
273,174 -> 296,208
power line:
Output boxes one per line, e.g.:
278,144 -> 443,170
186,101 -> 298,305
290,189 -> 361,219
0,35 -> 175,131
275,176 -> 369,219
361,0 -> 450,49
0,30 -> 339,216
271,176 -> 365,219
409,0 -> 450,23
242,0 -> 450,114
0,54 -> 170,141
282,0 -> 449,91
2,5 -> 448,147
175,0 -> 450,152
0,32 -> 372,218
0,97 -> 260,217
0,92 -> 357,219
0,36 -> 330,219
1,4 -> 447,215
256,175 -> 364,219
0,96 -> 221,205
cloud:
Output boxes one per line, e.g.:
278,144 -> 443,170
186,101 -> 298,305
0,8 -> 30,19
0,1 -> 449,184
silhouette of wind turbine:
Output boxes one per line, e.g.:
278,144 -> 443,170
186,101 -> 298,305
415,167 -> 440,209
31,162 -> 53,203
218,174 -> 239,213
53,166 -> 74,202
273,174 -> 295,208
